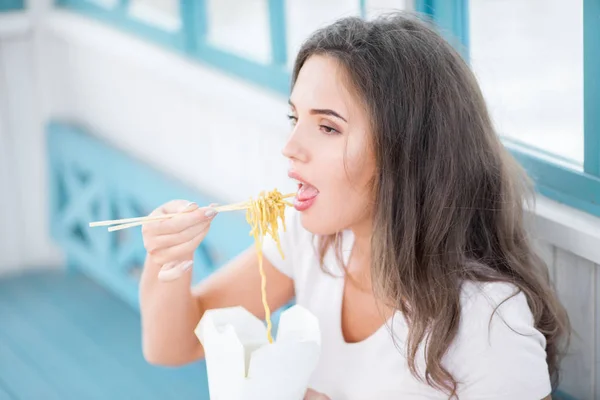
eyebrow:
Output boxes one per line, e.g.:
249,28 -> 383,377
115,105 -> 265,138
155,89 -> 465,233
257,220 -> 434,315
288,100 -> 348,123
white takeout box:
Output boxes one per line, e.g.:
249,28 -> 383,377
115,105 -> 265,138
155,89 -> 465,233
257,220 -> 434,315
195,304 -> 321,400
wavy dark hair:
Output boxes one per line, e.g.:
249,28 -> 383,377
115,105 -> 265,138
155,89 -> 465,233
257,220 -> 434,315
291,12 -> 570,399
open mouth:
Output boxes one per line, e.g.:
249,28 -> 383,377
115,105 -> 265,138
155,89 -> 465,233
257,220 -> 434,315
289,171 -> 319,211
296,182 -> 319,201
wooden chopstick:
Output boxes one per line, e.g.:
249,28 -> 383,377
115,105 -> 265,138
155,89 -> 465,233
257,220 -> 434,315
106,204 -> 251,232
90,201 -> 252,228
89,213 -> 178,228
90,192 -> 295,232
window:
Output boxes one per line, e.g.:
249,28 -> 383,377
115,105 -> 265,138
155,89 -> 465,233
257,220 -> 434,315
57,0 -> 600,217
206,0 -> 272,64
417,0 -> 600,217
470,0 -> 584,165
57,0 -> 187,49
128,0 -> 181,31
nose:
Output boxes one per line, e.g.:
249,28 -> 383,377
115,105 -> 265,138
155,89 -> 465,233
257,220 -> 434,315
282,127 -> 309,163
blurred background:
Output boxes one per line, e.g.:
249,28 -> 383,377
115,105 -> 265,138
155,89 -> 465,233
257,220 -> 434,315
0,0 -> 594,399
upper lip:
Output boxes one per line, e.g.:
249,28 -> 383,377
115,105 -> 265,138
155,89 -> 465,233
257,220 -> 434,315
288,170 -> 316,188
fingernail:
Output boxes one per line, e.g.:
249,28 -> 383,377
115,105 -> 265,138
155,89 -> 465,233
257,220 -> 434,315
204,208 -> 218,218
179,202 -> 197,213
181,260 -> 194,271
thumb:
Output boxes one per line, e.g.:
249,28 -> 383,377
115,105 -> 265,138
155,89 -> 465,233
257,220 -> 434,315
304,389 -> 331,400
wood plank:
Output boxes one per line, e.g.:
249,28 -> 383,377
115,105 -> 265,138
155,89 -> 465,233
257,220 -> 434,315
1,276 -> 158,399
0,322 -> 63,399
555,250 -> 595,399
0,375 -> 16,400
29,272 -> 208,399
0,272 -> 209,399
0,285 -> 109,399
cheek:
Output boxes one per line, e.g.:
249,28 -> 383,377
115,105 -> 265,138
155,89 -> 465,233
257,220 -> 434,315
301,144 -> 375,235
335,149 -> 375,217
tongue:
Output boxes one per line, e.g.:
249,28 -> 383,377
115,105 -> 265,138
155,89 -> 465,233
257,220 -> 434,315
297,184 -> 319,201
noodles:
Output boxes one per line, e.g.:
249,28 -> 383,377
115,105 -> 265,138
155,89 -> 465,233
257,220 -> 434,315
245,188 -> 289,343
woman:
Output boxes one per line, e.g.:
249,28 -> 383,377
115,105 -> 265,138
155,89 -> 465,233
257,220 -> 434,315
139,12 -> 569,400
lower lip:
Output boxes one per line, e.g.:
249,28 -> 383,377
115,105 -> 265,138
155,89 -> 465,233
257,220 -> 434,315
293,194 -> 318,211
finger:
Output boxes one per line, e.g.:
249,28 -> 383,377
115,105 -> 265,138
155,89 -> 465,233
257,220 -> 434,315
161,206 -> 216,234
150,228 -> 209,265
149,206 -> 216,236
149,200 -> 197,217
149,219 -> 211,252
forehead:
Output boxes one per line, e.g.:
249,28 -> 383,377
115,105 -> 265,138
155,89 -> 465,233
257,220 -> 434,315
291,55 -> 355,117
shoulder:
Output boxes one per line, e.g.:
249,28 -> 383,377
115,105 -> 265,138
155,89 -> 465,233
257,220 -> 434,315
445,281 -> 552,399
459,280 -> 536,329
455,280 -> 546,352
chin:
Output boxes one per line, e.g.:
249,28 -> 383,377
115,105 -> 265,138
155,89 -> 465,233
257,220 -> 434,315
299,210 -> 344,236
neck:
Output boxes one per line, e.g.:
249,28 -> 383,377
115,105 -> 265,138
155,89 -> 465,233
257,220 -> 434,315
349,217 -> 372,275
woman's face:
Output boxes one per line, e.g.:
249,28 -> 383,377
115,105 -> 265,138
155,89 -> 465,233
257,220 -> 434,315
284,54 -> 376,235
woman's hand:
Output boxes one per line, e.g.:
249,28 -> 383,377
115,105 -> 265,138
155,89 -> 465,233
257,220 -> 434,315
141,200 -> 217,281
304,389 -> 331,400
139,199 -> 218,365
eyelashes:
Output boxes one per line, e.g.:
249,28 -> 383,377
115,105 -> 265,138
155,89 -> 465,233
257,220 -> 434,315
320,125 -> 339,135
286,114 -> 341,135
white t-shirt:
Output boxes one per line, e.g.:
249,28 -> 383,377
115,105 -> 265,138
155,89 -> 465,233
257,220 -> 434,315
261,208 -> 552,400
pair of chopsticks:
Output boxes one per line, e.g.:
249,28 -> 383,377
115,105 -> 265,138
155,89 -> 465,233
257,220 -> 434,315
88,193 -> 295,232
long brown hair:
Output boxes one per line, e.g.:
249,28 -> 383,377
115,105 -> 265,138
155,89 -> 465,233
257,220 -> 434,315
291,12 -> 570,398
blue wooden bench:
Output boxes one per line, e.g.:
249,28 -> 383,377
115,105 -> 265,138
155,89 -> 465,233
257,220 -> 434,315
47,121 -> 255,310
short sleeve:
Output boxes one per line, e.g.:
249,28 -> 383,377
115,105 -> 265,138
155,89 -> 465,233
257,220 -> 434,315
260,207 -> 306,279
446,282 -> 552,399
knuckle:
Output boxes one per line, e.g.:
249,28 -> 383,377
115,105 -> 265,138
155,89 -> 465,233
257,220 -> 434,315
149,206 -> 165,217
143,222 -> 160,236
142,236 -> 152,250
147,243 -> 159,254
143,234 -> 158,249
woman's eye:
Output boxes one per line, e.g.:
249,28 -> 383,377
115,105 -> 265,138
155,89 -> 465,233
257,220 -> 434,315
320,125 -> 340,135
287,115 -> 298,125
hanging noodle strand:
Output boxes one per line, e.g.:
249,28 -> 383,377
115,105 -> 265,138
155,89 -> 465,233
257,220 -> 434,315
245,189 -> 289,344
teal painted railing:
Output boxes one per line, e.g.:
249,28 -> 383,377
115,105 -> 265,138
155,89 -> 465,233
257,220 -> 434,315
0,0 -> 23,11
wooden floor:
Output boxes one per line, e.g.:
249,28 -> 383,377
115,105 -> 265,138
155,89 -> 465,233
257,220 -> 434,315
0,270 -> 209,400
